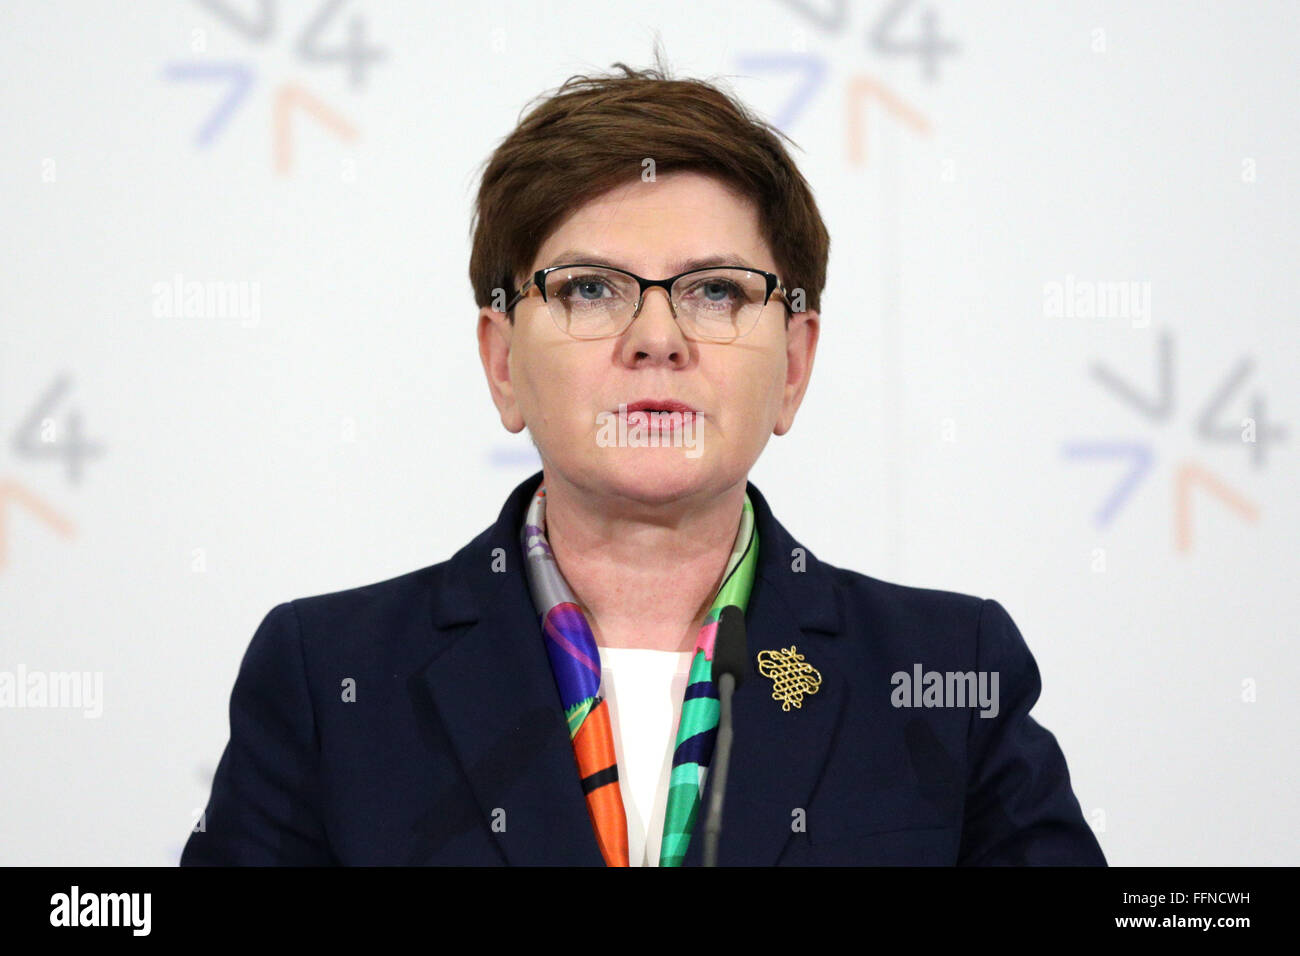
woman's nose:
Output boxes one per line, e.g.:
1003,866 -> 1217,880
632,284 -> 676,322
624,287 -> 689,360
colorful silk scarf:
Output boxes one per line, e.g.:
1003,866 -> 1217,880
520,483 -> 759,866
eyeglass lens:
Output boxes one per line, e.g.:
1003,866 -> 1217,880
541,266 -> 772,341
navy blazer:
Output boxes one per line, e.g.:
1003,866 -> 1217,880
182,470 -> 1106,866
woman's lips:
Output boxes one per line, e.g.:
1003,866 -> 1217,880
616,401 -> 698,430
621,399 -> 697,414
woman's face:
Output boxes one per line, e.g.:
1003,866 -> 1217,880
479,170 -> 819,506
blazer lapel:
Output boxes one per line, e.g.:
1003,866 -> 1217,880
681,481 -> 846,866
417,472 -> 604,865
417,471 -> 846,867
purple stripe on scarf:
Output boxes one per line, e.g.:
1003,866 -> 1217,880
542,603 -> 601,708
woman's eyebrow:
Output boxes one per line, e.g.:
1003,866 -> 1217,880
542,250 -> 757,273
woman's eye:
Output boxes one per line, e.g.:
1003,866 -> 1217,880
566,278 -> 609,299
687,280 -> 740,306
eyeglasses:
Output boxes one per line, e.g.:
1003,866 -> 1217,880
504,262 -> 791,342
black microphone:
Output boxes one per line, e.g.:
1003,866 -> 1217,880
702,604 -> 748,867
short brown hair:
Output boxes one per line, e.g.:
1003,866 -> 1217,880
468,53 -> 830,321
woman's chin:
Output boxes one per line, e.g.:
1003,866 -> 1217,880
592,449 -> 714,502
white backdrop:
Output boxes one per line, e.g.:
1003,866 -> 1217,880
1,0 -> 1296,865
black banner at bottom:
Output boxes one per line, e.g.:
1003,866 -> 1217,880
2,865 -> 1282,941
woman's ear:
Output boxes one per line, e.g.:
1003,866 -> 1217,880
775,308 -> 819,436
478,305 -> 526,433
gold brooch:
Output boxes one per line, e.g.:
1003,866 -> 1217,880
756,645 -> 822,711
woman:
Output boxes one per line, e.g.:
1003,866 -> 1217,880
182,60 -> 1105,867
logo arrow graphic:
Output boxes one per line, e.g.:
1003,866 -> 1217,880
0,480 -> 76,572
194,0 -> 275,42
1090,328 -> 1174,422
272,82 -> 358,174
845,75 -> 929,166
774,0 -> 849,31
734,53 -> 828,131
161,62 -> 256,147
1173,462 -> 1259,553
1061,441 -> 1155,527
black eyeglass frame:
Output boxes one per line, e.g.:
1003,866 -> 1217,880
503,262 -> 793,339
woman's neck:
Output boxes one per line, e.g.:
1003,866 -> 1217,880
538,470 -> 748,652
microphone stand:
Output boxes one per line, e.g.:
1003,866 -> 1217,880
701,671 -> 736,867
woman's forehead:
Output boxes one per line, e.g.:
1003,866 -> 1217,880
536,248 -> 765,274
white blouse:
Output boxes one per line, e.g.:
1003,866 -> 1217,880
597,647 -> 696,866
